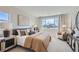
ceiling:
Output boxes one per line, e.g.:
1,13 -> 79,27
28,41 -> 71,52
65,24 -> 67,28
15,6 -> 79,17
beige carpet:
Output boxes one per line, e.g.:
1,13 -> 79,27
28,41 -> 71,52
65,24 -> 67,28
48,37 -> 72,52
48,30 -> 72,52
8,47 -> 33,52
8,31 -> 72,52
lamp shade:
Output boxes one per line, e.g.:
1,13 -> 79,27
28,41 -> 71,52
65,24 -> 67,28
62,25 -> 66,28
3,23 -> 13,30
34,25 -> 37,27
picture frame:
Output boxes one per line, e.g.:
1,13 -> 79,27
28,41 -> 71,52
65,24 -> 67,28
17,15 -> 29,26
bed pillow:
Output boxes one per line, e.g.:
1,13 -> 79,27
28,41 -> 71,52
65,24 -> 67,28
12,29 -> 18,35
20,30 -> 26,36
25,30 -> 29,35
17,30 -> 21,36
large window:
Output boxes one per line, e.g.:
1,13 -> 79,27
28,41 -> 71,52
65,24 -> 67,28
42,16 -> 59,28
0,12 -> 9,21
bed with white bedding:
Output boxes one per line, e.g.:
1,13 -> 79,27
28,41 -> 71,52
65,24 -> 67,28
16,32 -> 42,47
16,32 -> 51,52
16,36 -> 28,47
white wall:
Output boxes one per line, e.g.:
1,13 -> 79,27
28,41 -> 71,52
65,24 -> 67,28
29,16 -> 37,26
0,6 -> 37,28
58,8 -> 79,32
59,14 -> 69,32
0,6 -> 79,32
0,6 -> 38,36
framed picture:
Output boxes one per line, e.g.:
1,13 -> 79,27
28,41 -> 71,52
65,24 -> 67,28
17,15 -> 30,26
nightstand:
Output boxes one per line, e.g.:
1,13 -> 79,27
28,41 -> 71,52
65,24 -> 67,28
0,37 -> 4,52
0,36 -> 16,52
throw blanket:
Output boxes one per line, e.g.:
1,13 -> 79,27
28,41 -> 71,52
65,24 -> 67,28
24,32 -> 51,52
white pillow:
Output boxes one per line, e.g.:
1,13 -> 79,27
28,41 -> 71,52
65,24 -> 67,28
17,30 -> 29,36
27,29 -> 30,33
20,30 -> 26,36
17,30 -> 21,36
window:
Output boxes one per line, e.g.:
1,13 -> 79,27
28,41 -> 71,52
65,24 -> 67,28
0,12 -> 9,21
42,16 -> 59,28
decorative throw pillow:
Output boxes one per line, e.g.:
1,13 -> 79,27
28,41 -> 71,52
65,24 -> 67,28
20,30 -> 26,36
12,29 -> 18,35
25,30 -> 28,35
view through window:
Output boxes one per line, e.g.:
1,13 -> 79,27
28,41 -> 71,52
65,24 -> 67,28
42,16 -> 59,28
0,12 -> 9,21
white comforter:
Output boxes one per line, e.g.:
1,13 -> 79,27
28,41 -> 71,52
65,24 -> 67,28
16,32 -> 42,47
16,35 -> 29,47
16,32 -> 51,48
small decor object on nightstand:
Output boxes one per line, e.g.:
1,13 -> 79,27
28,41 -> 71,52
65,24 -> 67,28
28,29 -> 35,35
3,23 -> 13,37
3,30 -> 10,37
33,25 -> 39,32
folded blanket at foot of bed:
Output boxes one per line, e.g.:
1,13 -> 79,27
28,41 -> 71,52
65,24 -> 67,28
24,32 -> 51,52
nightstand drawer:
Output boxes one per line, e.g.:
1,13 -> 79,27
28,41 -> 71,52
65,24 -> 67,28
5,38 -> 14,48
0,37 -> 16,52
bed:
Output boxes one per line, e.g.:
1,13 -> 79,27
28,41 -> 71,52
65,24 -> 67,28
16,32 -> 51,52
